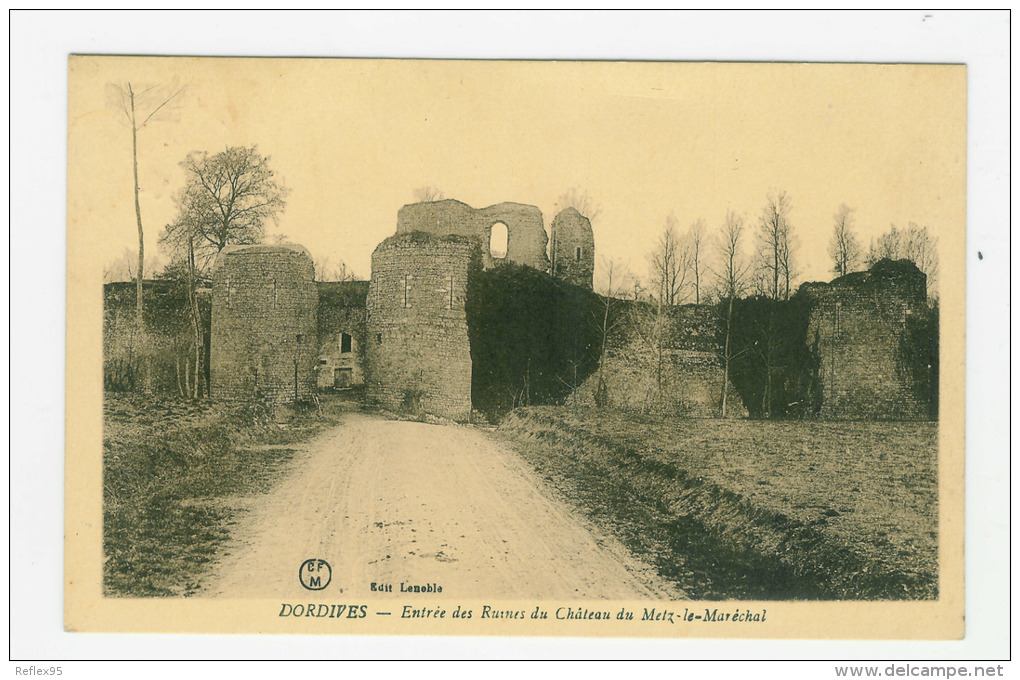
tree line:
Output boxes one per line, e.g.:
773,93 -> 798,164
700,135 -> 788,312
642,194 -> 939,311
587,190 -> 940,419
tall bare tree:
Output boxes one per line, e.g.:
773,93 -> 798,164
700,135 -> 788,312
866,222 -> 939,298
413,185 -> 445,202
591,257 -> 630,407
314,256 -> 358,282
756,190 -> 796,300
112,83 -> 185,326
648,213 -> 690,306
686,218 -> 708,304
557,187 -> 601,221
716,211 -> 750,418
829,204 -> 862,277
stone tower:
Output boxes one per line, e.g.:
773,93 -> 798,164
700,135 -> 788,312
802,259 -> 928,420
364,232 -> 478,421
550,207 -> 595,289
210,244 -> 318,404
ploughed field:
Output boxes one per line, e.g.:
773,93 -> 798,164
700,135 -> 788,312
497,407 -> 938,600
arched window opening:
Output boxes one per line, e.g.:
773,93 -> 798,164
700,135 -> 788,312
489,222 -> 508,259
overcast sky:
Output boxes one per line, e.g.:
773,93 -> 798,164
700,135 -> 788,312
69,57 -> 964,295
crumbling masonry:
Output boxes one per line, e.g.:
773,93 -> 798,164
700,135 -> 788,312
201,200 -> 930,422
361,200 -> 593,418
210,244 -> 318,404
801,260 -> 929,420
364,233 -> 477,421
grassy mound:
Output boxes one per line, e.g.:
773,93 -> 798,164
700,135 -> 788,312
497,407 -> 937,600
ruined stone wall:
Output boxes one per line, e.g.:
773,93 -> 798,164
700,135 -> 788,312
210,244 -> 318,404
550,207 -> 595,289
396,199 -> 550,272
576,302 -> 747,418
365,233 -> 478,421
316,281 -> 369,390
802,259 -> 928,420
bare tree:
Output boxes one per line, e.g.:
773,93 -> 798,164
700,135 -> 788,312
557,187 -> 601,222
716,211 -> 751,418
314,256 -> 358,282
903,223 -> 939,298
629,295 -> 670,404
591,257 -> 631,407
103,248 -> 165,284
413,185 -> 445,202
111,82 -> 185,326
686,218 -> 708,304
648,213 -> 690,306
829,204 -> 862,277
866,222 -> 939,298
756,190 -> 796,300
867,224 -> 903,264
631,277 -> 644,302
163,145 -> 288,265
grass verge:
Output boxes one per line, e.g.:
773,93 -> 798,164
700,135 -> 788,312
103,394 -> 344,597
496,407 -> 937,600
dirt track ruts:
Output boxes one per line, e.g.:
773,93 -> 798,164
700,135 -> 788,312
206,412 -> 679,600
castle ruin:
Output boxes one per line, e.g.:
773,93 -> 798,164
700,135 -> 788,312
364,232 -> 477,421
549,207 -> 595,289
209,244 -> 318,404
195,200 -> 932,422
577,303 -> 748,418
802,259 -> 929,420
396,199 -> 553,272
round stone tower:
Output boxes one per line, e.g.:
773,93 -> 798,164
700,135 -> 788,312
210,243 -> 318,404
365,232 -> 478,421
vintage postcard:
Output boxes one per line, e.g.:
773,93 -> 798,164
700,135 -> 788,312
65,56 -> 965,638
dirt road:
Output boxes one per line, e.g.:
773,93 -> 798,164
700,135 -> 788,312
206,412 -> 678,600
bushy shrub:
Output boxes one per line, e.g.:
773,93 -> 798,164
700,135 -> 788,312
465,263 -> 606,420
723,293 -> 821,419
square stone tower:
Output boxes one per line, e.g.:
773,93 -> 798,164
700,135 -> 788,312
802,259 -> 928,420
550,207 -> 595,289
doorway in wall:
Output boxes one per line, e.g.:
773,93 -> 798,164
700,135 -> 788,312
334,367 -> 353,389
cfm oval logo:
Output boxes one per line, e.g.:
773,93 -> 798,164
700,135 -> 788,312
299,558 -> 332,591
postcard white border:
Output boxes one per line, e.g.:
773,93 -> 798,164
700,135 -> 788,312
10,9 -> 1010,665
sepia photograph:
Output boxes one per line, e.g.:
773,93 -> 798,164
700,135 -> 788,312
61,55 -> 969,641
6,8 -> 1012,671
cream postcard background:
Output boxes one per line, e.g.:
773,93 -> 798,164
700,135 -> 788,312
7,9 -> 1009,662
66,55 -> 964,639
